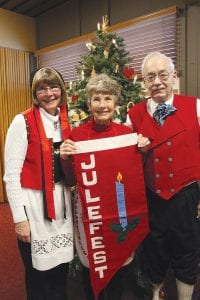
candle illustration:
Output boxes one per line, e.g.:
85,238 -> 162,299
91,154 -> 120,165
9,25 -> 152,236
115,172 -> 128,230
97,22 -> 101,30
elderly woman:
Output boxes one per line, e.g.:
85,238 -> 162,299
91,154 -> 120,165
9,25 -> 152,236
60,73 -> 150,300
4,67 -> 73,300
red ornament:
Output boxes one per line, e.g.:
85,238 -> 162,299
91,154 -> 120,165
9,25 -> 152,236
71,94 -> 78,103
122,67 -> 134,79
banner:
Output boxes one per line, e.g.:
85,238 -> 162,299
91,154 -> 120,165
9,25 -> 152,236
73,133 -> 149,298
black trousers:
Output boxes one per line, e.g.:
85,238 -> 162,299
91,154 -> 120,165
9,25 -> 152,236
18,240 -> 69,300
81,262 -> 135,300
142,183 -> 200,285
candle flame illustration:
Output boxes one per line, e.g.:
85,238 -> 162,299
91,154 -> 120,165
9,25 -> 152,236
117,172 -> 123,182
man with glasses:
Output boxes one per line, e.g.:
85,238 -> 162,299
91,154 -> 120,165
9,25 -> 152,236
127,52 -> 200,300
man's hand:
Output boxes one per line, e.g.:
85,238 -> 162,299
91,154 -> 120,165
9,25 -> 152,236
137,133 -> 151,152
15,220 -> 31,243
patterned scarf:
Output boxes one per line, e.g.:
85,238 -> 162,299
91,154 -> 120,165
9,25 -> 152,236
153,103 -> 177,126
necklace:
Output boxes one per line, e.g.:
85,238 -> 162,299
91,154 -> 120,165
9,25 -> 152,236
54,121 -> 59,130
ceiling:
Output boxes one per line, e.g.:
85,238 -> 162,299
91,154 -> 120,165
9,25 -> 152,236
1,0 -> 198,18
0,0 -> 69,18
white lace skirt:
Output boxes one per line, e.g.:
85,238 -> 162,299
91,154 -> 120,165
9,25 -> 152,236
24,182 -> 73,270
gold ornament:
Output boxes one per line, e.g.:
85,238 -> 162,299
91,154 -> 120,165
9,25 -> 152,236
86,41 -> 96,51
91,65 -> 96,77
115,64 -> 119,73
71,113 -> 80,122
127,101 -> 135,110
101,15 -> 109,32
79,111 -> 88,120
103,48 -> 109,59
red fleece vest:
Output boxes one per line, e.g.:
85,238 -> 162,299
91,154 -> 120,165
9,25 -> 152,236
20,104 -> 71,218
128,94 -> 200,199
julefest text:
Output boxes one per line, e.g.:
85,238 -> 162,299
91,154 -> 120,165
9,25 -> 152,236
81,153 -> 108,279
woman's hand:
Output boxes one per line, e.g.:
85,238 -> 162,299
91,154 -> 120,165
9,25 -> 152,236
137,133 -> 151,152
15,220 -> 31,243
60,139 -> 77,160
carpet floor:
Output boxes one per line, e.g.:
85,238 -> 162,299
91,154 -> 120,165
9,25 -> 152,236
0,202 -> 199,300
0,203 -> 26,300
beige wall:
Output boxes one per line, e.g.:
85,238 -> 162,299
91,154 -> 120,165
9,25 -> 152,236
0,8 -> 36,51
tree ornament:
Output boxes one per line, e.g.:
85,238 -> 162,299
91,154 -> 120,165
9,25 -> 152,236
127,101 -> 134,111
112,38 -> 118,48
70,112 -> 80,122
122,67 -> 135,79
79,111 -> 88,121
115,64 -> 119,73
86,42 -> 96,51
81,69 -> 85,80
133,74 -> 138,84
97,22 -> 101,31
103,48 -> 109,59
71,94 -> 78,103
91,65 -> 96,77
101,15 -> 109,32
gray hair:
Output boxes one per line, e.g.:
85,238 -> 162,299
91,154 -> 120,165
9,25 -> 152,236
32,67 -> 67,106
86,73 -> 121,102
141,52 -> 175,75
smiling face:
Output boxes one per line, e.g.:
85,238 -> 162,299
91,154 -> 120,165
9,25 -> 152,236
36,84 -> 62,115
32,67 -> 67,115
88,92 -> 116,125
143,55 -> 177,103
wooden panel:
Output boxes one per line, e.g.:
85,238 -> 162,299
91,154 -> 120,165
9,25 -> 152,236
0,48 -> 31,202
186,4 -> 199,96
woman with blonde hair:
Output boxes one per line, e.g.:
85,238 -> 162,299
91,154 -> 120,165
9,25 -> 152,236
4,67 -> 74,300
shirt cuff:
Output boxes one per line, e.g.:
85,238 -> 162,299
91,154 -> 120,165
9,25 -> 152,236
10,206 -> 27,223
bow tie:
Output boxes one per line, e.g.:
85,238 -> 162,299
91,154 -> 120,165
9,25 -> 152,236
153,103 -> 177,126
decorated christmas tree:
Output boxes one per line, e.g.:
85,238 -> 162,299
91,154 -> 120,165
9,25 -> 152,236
67,15 -> 144,127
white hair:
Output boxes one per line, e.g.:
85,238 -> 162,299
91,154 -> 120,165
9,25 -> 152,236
141,52 -> 175,75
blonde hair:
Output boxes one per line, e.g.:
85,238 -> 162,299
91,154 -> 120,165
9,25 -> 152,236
32,67 -> 67,106
86,73 -> 121,103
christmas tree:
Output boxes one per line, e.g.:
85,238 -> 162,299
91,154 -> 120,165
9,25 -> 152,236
67,15 -> 144,127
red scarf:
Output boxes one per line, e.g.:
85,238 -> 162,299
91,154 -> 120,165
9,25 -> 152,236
33,104 -> 70,219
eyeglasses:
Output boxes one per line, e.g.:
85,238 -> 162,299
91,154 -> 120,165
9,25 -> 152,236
36,86 -> 61,95
144,71 -> 172,83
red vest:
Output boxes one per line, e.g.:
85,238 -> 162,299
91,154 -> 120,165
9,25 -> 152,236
128,94 -> 200,199
20,105 -> 71,218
